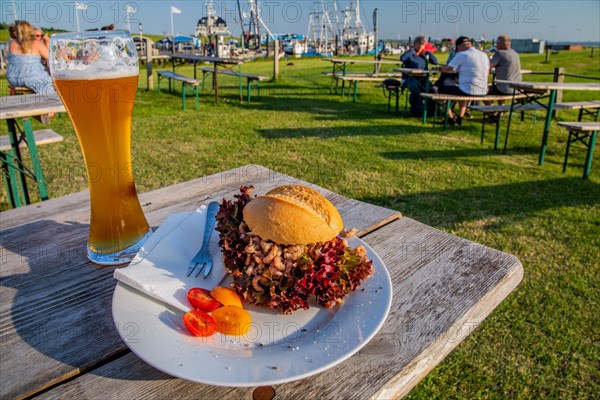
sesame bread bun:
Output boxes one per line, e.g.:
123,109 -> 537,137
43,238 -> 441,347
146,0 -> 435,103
243,185 -> 344,245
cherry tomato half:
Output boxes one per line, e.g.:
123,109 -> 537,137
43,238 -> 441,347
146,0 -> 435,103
210,286 -> 243,308
187,288 -> 222,312
212,305 -> 252,336
182,309 -> 217,337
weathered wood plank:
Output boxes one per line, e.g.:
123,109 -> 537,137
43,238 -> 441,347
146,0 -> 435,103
0,165 -> 399,399
0,129 -> 63,151
37,217 -> 522,400
0,94 -> 66,120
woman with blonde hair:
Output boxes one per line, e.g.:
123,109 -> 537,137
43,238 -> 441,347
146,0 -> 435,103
6,20 -> 55,94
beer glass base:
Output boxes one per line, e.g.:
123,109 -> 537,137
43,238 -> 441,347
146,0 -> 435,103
87,230 -> 153,265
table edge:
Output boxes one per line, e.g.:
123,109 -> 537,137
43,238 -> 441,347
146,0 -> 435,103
371,255 -> 524,399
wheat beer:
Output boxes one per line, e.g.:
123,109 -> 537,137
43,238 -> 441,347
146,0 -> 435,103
51,31 -> 150,264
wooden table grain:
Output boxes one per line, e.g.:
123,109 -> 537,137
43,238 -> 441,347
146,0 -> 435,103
0,165 -> 523,399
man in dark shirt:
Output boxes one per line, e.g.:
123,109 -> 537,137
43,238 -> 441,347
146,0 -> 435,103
400,35 -> 438,117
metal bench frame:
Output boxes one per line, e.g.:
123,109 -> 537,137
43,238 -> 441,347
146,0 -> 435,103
1,118 -> 49,207
157,70 -> 199,111
197,67 -> 266,102
559,122 -> 599,179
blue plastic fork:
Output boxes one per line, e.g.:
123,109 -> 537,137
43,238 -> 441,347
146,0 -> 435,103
187,201 -> 219,278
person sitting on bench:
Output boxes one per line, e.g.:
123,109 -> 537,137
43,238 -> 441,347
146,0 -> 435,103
486,35 -> 522,106
439,36 -> 489,125
400,35 -> 438,117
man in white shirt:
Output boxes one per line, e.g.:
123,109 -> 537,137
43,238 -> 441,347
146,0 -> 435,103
439,36 -> 490,125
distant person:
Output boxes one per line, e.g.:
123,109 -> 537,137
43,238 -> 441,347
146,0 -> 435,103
488,35 -> 522,98
434,41 -> 459,90
400,35 -> 438,117
33,26 -> 50,72
6,20 -> 55,95
439,36 -> 490,125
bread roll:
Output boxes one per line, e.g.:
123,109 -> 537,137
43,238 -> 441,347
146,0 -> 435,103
243,185 -> 344,245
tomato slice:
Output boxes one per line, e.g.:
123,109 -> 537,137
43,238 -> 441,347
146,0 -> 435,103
212,305 -> 252,336
187,288 -> 222,312
210,286 -> 243,308
182,309 -> 217,337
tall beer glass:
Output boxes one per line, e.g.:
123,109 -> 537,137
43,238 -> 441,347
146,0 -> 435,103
49,30 -> 151,265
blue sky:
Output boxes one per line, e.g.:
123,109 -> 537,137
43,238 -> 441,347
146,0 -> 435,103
2,1 -> 599,42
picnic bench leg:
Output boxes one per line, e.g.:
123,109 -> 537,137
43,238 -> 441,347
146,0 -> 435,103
214,64 -> 219,104
422,79 -> 431,125
181,83 -> 186,110
353,81 -> 358,102
577,109 -> 584,122
341,63 -> 347,96
503,89 -> 518,154
6,119 -> 30,205
583,131 -> 597,179
539,90 -> 557,165
481,116 -> 486,144
443,101 -> 451,129
195,86 -> 199,111
1,150 -> 22,208
395,88 -> 400,115
563,131 -> 573,173
494,114 -> 502,150
247,79 -> 251,102
239,65 -> 243,102
22,117 -> 48,201
330,63 -> 337,94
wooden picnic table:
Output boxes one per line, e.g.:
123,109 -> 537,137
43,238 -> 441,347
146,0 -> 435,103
0,93 -> 66,208
498,80 -> 600,164
324,57 -> 403,94
0,165 -> 523,399
171,53 -> 244,103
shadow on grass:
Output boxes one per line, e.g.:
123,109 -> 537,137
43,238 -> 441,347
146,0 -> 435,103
359,177 -> 600,227
257,124 -> 432,139
381,146 -> 540,160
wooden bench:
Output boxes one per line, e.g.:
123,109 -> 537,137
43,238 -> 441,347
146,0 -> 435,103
374,83 -> 407,115
8,86 -> 35,96
335,75 -> 400,102
0,129 -> 63,151
322,71 -> 403,78
156,70 -> 199,111
420,92 -> 530,129
197,67 -> 267,102
558,121 -> 599,179
469,101 -> 600,150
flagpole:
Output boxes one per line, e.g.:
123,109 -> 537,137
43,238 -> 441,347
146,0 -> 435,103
11,0 -> 18,20
170,9 -> 174,38
75,5 -> 80,31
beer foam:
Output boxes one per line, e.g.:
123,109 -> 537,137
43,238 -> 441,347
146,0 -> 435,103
50,32 -> 139,80
51,65 -> 139,80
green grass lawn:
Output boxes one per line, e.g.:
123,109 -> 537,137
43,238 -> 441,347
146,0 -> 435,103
1,50 -> 599,398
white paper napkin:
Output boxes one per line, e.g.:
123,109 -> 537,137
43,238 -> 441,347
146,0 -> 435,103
113,205 -> 227,312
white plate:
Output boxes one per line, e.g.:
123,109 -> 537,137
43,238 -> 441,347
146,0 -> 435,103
112,237 -> 392,387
